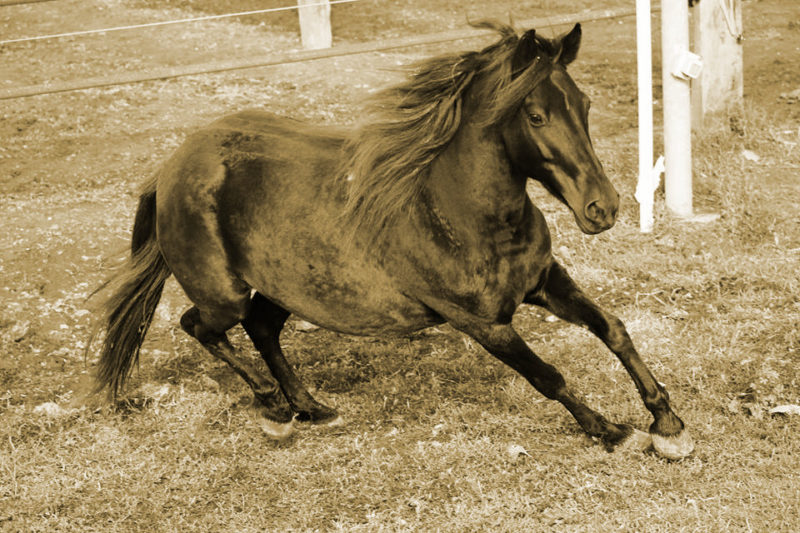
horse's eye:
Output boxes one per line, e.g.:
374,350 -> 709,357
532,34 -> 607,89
527,113 -> 546,127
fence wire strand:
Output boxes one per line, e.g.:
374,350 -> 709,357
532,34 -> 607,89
0,0 -> 61,7
0,0 -> 360,45
1,6 -> 647,100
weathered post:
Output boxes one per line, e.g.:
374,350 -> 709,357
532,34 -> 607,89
690,0 -> 743,127
298,0 -> 332,50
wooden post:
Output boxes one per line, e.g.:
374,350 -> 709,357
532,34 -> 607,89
298,0 -> 332,50
691,0 -> 743,127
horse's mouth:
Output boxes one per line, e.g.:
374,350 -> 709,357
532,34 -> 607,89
572,211 -> 615,234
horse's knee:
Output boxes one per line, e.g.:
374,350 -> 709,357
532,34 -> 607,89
604,316 -> 633,352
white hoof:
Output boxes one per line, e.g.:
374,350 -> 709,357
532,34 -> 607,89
252,413 -> 294,440
318,414 -> 345,427
618,428 -> 653,453
652,429 -> 694,460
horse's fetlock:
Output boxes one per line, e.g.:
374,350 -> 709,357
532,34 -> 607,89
650,412 -> 685,438
643,385 -> 672,412
255,391 -> 292,419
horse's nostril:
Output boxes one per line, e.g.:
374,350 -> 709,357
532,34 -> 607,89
585,201 -> 605,223
585,198 -> 619,228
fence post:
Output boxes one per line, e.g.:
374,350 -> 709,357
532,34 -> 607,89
298,0 -> 332,50
635,0 -> 656,233
691,0 -> 743,128
661,0 -> 693,219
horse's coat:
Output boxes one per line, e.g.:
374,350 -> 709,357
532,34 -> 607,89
92,22 -> 693,459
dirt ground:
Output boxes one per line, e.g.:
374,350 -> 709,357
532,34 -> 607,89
1,0 -> 799,531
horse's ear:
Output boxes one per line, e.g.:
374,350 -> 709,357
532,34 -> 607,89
558,23 -> 581,66
511,29 -> 539,74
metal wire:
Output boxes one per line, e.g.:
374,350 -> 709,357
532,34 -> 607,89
0,7 -> 645,100
0,0 -> 61,6
0,0 -> 360,45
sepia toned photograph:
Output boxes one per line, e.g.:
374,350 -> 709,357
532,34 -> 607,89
1,0 -> 798,530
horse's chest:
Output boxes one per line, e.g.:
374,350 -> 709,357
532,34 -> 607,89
409,200 -> 551,324
476,249 -> 548,322
405,239 -> 548,326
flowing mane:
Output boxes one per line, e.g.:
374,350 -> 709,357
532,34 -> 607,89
340,21 -> 561,244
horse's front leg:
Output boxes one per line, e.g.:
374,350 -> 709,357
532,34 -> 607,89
525,262 -> 694,459
428,300 -> 650,452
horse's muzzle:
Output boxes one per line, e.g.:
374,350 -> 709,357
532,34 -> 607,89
581,193 -> 619,233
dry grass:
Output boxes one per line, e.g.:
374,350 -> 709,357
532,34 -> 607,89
2,0 -> 799,531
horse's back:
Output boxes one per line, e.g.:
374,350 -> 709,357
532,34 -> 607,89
156,110 -> 347,215
207,110 -> 348,151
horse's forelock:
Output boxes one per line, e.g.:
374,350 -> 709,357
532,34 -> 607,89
480,41 -> 556,128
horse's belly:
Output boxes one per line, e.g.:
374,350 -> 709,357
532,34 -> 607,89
239,234 -> 444,336
292,297 -> 443,337
253,270 -> 444,337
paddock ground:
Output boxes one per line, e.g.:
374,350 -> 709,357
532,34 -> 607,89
1,1 -> 799,531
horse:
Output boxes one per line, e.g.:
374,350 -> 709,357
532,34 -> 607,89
91,22 -> 694,459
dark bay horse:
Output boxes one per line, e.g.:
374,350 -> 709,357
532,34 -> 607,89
93,22 -> 693,459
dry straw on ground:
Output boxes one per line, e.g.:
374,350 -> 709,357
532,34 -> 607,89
1,0 -> 799,531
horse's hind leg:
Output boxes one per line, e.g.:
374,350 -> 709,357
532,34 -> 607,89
525,262 -> 694,459
179,305 -> 294,439
158,160 -> 295,437
242,293 -> 340,425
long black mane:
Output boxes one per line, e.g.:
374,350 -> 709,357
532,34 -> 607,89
340,21 -> 561,244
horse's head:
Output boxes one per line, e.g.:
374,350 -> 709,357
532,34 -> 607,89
498,24 -> 619,234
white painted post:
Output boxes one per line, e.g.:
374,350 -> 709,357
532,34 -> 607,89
298,0 -> 332,50
691,0 -> 743,127
635,0 -> 656,233
661,0 -> 693,218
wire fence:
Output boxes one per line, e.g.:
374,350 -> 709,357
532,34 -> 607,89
0,0 -> 61,6
0,5 -> 648,100
0,0 -> 361,45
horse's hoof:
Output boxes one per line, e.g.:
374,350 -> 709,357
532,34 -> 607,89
617,427 -> 653,453
255,417 -> 294,439
317,414 -> 344,427
651,429 -> 694,460
296,413 -> 344,428
251,408 -> 294,440
294,403 -> 341,426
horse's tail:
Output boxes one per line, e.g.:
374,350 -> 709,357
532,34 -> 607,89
92,176 -> 171,398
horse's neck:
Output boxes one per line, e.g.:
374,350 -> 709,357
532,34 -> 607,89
425,120 -> 528,233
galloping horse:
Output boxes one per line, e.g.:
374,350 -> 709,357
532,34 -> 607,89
93,22 -> 693,459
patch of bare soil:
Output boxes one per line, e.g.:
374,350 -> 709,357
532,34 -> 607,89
744,0 -> 800,120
